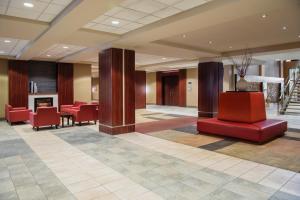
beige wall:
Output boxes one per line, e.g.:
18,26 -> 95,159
186,68 -> 198,107
146,72 -> 156,104
0,59 -> 8,118
74,63 -> 92,103
223,65 -> 234,92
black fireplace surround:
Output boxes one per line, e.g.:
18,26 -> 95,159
34,98 -> 53,112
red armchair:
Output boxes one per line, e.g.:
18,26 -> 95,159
30,107 -> 60,131
5,104 -> 31,124
60,101 -> 87,112
63,104 -> 98,125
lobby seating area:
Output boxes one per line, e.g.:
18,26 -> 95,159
0,0 -> 299,199
197,92 -> 287,143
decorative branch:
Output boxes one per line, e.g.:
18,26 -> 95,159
229,49 -> 253,77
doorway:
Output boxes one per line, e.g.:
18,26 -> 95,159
162,75 -> 179,106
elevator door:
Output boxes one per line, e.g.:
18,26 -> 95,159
163,75 -> 179,106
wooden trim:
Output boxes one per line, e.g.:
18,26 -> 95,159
124,49 -> 135,124
156,71 -> 162,105
135,70 -> 146,109
99,124 -> 135,135
179,69 -> 186,107
57,63 -> 74,109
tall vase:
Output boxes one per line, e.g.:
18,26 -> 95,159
237,76 -> 248,91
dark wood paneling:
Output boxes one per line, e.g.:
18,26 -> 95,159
156,72 -> 162,105
156,70 -> 186,107
8,60 -> 29,107
198,62 -> 223,117
135,71 -> 146,109
125,50 -> 135,124
28,61 -> 57,93
57,63 -> 74,108
179,69 -> 186,107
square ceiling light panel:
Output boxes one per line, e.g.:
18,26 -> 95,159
0,37 -> 29,56
37,43 -> 86,59
84,0 -> 213,34
0,0 -> 73,22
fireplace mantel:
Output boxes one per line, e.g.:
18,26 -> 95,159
28,94 -> 58,112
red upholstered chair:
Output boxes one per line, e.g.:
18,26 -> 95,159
60,101 -> 87,112
5,104 -> 31,124
63,104 -> 97,125
30,107 -> 60,131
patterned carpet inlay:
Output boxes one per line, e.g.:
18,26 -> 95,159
148,125 -> 300,172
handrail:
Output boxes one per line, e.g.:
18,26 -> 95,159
280,65 -> 300,114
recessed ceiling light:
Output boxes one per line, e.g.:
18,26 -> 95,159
4,40 -> 11,43
46,54 -> 51,57
162,57 -> 167,60
298,35 -> 300,38
282,26 -> 287,30
24,2 -> 34,8
182,34 -> 186,38
286,60 -> 291,62
111,20 -> 120,25
229,46 -> 233,49
208,41 -> 213,44
63,46 -> 69,49
261,14 -> 267,19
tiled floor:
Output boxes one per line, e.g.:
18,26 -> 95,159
0,121 -> 299,200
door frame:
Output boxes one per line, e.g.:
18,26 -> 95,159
156,69 -> 186,107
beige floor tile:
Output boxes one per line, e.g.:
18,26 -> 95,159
68,179 -> 101,193
240,164 -> 276,183
280,181 -> 300,196
74,186 -> 110,200
259,168 -> 296,189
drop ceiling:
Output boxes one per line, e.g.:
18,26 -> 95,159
84,0 -> 212,34
36,43 -> 86,60
0,37 -> 29,56
0,0 -> 73,22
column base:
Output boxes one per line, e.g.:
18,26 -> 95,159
99,124 -> 135,135
198,111 -> 217,118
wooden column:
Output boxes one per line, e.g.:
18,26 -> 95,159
198,62 -> 223,117
8,60 -> 29,108
135,71 -> 146,109
99,48 -> 135,134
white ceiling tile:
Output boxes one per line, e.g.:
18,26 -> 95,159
113,8 -> 147,21
9,0 -> 48,11
0,37 -> 29,56
104,6 -> 123,16
89,24 -> 118,32
51,0 -> 72,6
38,43 -> 86,59
127,0 -> 167,14
38,13 -> 55,21
43,4 -> 65,14
155,0 -> 183,6
137,15 -> 160,24
120,0 -> 139,7
153,6 -> 181,18
92,15 -> 108,23
174,0 -> 208,10
7,7 -> 41,20
101,17 -> 131,28
84,22 -> 97,28
0,6 -> 6,14
123,22 -> 143,31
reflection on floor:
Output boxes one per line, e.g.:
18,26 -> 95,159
1,121 -> 299,200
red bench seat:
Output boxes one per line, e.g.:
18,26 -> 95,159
197,117 -> 287,143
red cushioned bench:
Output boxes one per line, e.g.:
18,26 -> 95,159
197,92 -> 287,143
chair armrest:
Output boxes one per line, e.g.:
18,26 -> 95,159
61,105 -> 74,108
29,112 -> 37,121
12,107 -> 27,110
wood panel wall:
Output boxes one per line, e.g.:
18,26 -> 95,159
57,63 -> 74,108
198,62 -> 223,117
156,70 -> 186,107
8,60 -> 29,108
124,50 -> 135,124
135,70 -> 146,109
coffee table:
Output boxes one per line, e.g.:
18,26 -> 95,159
60,113 -> 74,127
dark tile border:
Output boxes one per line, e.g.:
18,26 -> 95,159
199,139 -> 237,151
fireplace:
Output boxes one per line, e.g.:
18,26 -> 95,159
34,97 -> 53,112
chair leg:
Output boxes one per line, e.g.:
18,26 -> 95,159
94,120 -> 97,124
55,125 -> 58,129
36,127 -> 39,131
79,122 -> 82,126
